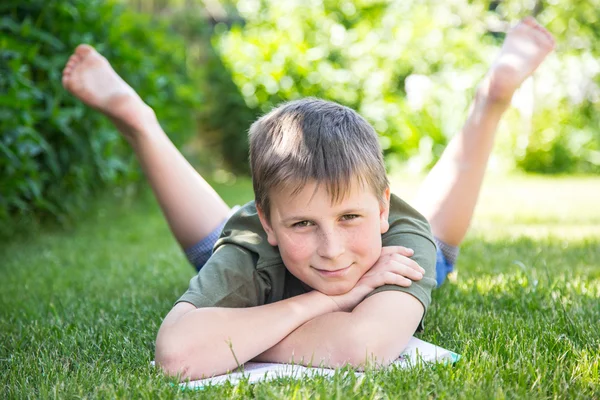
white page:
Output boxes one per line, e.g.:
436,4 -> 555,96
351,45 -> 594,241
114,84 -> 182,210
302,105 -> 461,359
180,336 -> 460,389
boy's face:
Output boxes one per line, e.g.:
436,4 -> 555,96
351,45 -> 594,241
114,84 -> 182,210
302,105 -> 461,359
257,179 -> 391,296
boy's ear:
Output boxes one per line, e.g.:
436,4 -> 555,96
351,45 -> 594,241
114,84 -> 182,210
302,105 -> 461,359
379,187 -> 391,234
256,206 -> 278,246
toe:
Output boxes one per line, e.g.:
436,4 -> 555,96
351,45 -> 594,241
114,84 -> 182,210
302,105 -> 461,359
522,16 -> 537,27
533,26 -> 555,48
538,28 -> 555,46
64,55 -> 77,70
524,17 -> 554,44
75,44 -> 95,58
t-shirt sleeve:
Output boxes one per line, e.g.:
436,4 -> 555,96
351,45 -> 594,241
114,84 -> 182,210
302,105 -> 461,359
175,244 -> 271,309
366,231 -> 438,330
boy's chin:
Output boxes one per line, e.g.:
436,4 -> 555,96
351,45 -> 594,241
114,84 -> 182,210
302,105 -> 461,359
314,281 -> 355,297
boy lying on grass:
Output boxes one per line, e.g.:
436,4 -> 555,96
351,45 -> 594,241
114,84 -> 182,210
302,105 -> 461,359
62,17 -> 554,380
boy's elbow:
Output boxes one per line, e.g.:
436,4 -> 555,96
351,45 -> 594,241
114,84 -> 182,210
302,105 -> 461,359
155,325 -> 211,380
155,335 -> 193,379
154,327 -> 229,381
344,345 -> 397,369
342,345 -> 392,369
343,326 -> 401,368
155,303 -> 201,378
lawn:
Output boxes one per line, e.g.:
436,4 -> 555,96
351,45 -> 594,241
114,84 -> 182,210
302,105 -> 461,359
1,174 -> 599,399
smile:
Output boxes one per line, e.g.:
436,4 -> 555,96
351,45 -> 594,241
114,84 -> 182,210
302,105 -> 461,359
313,264 -> 352,278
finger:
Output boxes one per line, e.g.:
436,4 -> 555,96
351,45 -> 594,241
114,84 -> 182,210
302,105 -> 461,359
389,254 -> 426,274
378,260 -> 424,281
397,264 -> 424,281
383,271 -> 413,287
381,246 -> 414,256
361,271 -> 413,289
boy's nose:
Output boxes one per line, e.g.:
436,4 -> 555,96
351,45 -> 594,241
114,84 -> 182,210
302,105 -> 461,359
317,229 -> 345,260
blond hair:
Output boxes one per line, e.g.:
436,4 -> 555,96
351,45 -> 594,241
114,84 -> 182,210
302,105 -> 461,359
249,98 -> 389,219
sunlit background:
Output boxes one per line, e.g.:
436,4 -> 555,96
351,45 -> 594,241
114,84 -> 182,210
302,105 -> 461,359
1,0 -> 599,221
2,4 -> 599,397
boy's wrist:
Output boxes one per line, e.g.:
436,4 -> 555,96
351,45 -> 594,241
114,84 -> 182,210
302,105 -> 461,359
305,290 -> 342,314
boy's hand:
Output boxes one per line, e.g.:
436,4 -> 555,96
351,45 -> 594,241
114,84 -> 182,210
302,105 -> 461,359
327,246 -> 425,312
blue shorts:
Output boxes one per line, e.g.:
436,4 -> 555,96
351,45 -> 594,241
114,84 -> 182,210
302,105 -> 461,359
185,213 -> 458,287
432,238 -> 457,286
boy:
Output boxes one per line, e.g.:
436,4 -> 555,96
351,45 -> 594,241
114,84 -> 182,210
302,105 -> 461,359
62,17 -> 555,380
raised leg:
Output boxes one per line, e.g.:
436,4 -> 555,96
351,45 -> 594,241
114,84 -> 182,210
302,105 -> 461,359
414,17 -> 555,246
62,45 -> 230,250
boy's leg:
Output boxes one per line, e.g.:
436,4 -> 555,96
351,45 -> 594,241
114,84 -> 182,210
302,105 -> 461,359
62,45 -> 230,252
414,18 -> 555,249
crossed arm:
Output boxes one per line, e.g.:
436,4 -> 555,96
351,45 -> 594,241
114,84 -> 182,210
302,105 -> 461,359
253,290 -> 424,367
155,289 -> 423,381
155,241 -> 432,381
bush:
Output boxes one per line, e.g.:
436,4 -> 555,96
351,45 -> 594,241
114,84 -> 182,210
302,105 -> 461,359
0,0 -> 202,221
162,11 -> 257,175
210,0 -> 600,174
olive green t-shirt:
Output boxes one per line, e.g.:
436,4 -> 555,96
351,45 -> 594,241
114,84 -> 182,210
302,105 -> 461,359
176,194 -> 437,328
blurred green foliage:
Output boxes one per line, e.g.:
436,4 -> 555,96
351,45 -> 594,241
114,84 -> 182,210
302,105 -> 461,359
162,10 -> 257,174
0,0 -> 201,221
213,0 -> 600,173
2,0 -> 599,223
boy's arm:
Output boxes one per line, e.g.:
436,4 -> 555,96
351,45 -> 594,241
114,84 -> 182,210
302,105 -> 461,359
252,240 -> 433,367
155,245 -> 415,381
155,291 -> 337,380
253,291 -> 423,367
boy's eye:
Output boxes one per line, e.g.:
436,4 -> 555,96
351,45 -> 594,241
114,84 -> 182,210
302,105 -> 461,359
341,214 -> 359,221
292,220 -> 313,228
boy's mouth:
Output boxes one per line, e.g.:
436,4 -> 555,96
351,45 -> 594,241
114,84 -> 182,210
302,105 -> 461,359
313,264 -> 352,278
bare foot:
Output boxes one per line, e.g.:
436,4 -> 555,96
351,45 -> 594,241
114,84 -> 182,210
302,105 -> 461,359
483,17 -> 555,104
62,44 -> 152,140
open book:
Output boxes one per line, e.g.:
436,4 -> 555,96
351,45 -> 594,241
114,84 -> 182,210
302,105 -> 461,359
178,336 -> 460,389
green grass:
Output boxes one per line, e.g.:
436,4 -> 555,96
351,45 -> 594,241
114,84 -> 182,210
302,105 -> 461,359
1,175 -> 599,399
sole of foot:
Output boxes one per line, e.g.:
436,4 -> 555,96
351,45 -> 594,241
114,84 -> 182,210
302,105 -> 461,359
62,44 -> 151,136
485,16 -> 555,103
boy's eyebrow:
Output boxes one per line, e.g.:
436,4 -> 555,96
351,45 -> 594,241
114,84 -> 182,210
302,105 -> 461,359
282,208 -> 368,223
336,207 -> 367,215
